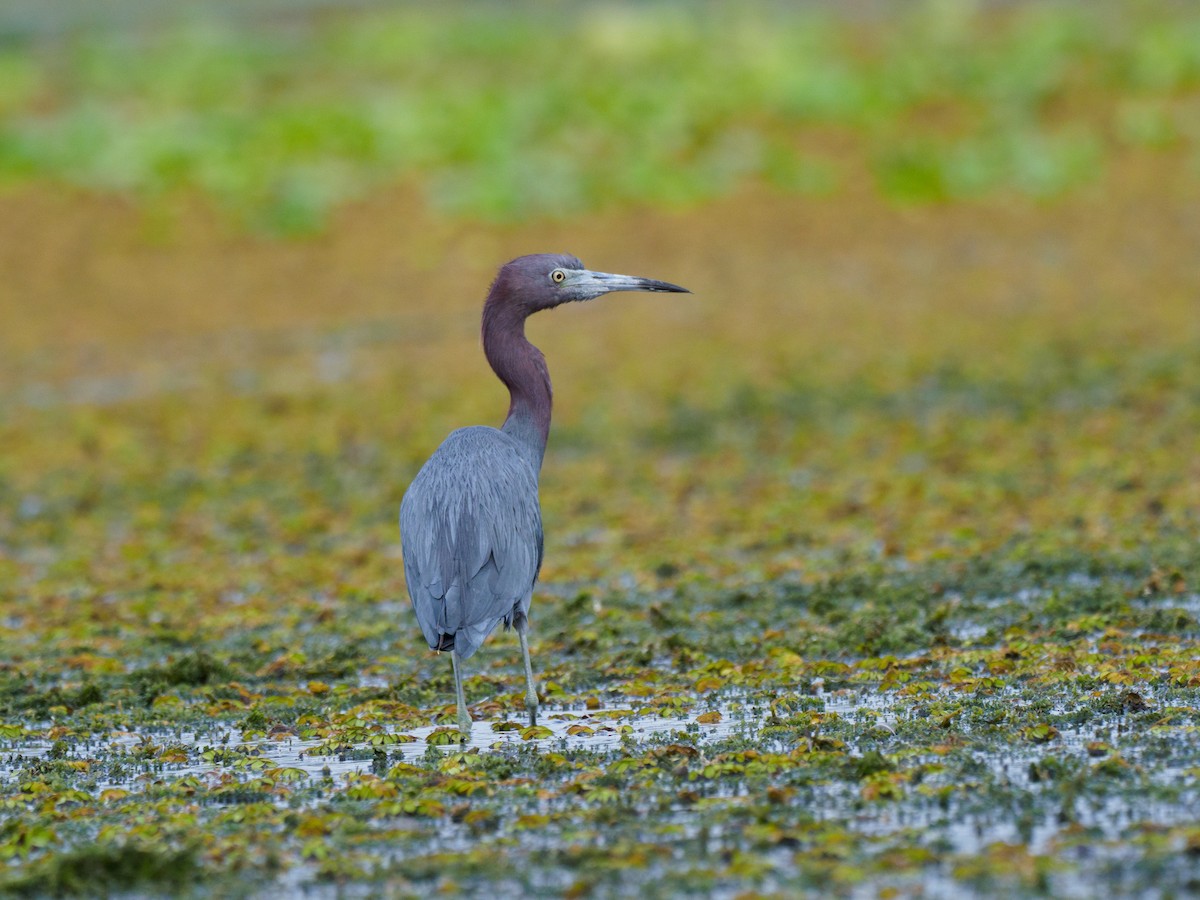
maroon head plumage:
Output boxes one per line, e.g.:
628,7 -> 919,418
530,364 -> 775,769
482,253 -> 689,471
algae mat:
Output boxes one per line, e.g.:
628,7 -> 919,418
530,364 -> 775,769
2,166 -> 1199,896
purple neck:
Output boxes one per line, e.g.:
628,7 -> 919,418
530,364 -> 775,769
482,298 -> 551,474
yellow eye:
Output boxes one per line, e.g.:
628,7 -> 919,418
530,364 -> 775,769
550,269 -> 566,284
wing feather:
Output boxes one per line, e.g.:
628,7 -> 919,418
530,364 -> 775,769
400,426 -> 543,659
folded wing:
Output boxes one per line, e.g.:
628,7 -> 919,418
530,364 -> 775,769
400,426 -> 543,659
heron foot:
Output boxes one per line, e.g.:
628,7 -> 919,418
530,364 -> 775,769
517,626 -> 539,729
450,649 -> 471,739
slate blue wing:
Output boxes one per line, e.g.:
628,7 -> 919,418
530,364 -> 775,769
400,426 -> 543,659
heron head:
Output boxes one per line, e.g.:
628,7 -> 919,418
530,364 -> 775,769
490,253 -> 689,313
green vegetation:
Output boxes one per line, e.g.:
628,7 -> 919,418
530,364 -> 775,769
0,2 -> 1198,897
0,3 -> 1198,231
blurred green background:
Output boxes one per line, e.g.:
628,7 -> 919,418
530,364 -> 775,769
1,1 -> 1197,233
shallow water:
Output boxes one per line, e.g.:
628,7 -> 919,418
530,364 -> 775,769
4,684 -> 1192,857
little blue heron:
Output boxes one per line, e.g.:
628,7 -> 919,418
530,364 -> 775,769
400,253 -> 689,735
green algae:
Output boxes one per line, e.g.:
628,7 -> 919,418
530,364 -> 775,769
0,551 -> 1197,895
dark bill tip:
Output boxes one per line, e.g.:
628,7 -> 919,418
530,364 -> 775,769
636,278 -> 691,294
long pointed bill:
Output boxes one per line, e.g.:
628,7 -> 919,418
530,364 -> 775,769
570,269 -> 690,297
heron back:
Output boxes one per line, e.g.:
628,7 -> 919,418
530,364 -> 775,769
399,426 -> 543,658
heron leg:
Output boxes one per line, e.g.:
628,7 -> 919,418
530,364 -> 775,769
516,621 -> 539,727
450,649 -> 472,737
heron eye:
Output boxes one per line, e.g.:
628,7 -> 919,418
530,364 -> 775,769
550,269 -> 566,284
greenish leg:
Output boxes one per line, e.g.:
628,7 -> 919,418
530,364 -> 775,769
450,649 -> 471,737
517,622 -> 538,727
